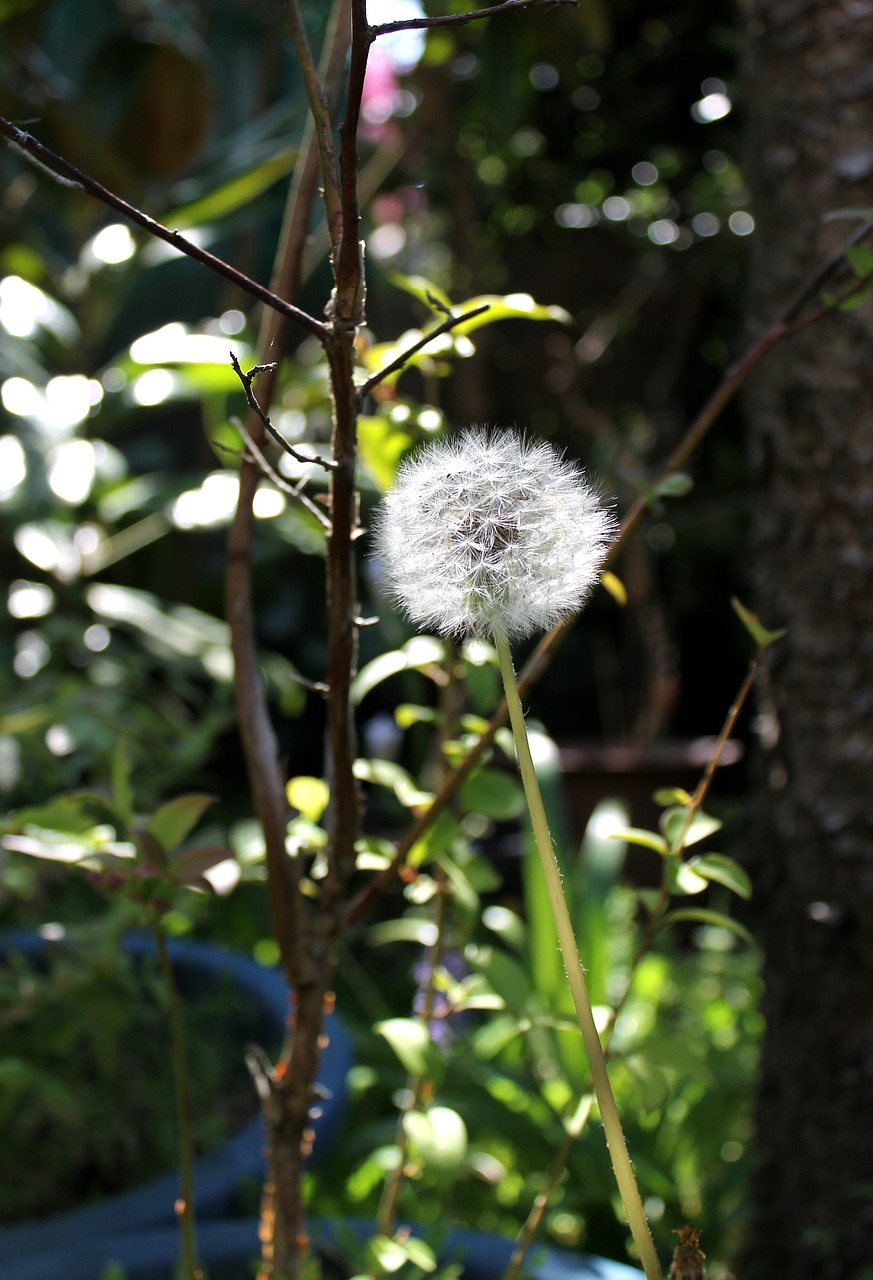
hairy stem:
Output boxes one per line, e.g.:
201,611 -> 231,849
494,630 -> 662,1280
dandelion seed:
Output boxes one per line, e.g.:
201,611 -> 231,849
374,426 -> 616,641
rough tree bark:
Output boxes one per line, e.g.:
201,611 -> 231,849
743,3 -> 873,1277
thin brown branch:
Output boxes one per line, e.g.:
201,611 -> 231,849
369,0 -> 577,37
230,353 -> 338,473
285,0 -> 343,249
357,303 -> 491,399
0,115 -> 326,340
229,415 -> 333,533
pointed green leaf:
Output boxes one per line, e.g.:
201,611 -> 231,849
353,758 -> 433,810
352,636 -> 446,703
657,907 -> 755,946
652,787 -> 692,807
387,271 -> 454,312
403,1106 -> 468,1171
673,861 -> 709,895
655,472 -> 693,498
661,806 -> 722,851
166,148 -> 297,230
111,742 -> 134,826
375,1018 -> 442,1079
686,852 -> 753,899
731,596 -> 786,648
611,826 -> 669,855
147,794 -> 215,853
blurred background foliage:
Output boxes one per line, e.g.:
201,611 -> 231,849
1,0 -> 762,1271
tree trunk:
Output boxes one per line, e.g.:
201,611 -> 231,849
743,3 -> 873,1277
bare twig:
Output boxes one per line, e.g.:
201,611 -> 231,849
369,0 -> 577,38
229,353 -> 338,473
357,303 -> 491,399
229,415 -> 333,532
0,115 -> 326,340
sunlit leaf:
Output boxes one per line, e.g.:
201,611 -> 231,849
352,635 -> 446,703
601,570 -> 627,606
652,787 -> 692,807
403,1106 -> 468,1171
375,1017 -> 441,1078
166,149 -> 297,230
686,852 -> 753,899
353,758 -> 433,809
611,826 -> 669,855
660,806 -> 722,852
357,415 -> 416,492
286,776 -> 330,823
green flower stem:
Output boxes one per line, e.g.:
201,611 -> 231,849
494,631 -> 662,1280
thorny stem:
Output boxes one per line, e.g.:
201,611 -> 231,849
0,116 -> 325,340
152,923 -> 201,1280
494,631 -> 662,1280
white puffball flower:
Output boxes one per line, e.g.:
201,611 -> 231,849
374,427 -> 617,641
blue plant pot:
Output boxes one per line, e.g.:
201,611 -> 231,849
2,1217 -> 645,1280
0,930 -> 352,1278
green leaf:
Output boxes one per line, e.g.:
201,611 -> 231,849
352,636 -> 446,703
357,415 -> 416,493
672,860 -> 709,895
686,852 -> 753,899
846,244 -> 873,279
611,827 -> 669,855
731,596 -> 786,648
657,907 -> 755,946
655,472 -> 693,499
353,758 -> 433,810
660,806 -> 722,852
652,787 -> 692,807
147,794 -> 215,853
110,742 -> 134,826
374,1018 -> 441,1079
286,776 -> 330,823
453,291 -> 573,331
403,1106 -> 468,1171
4,793 -> 123,836
459,768 -> 525,821
395,703 -> 439,729
387,271 -> 454,312
367,918 -> 440,947
166,149 -> 297,230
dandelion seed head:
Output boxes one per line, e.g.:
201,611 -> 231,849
374,427 -> 617,640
